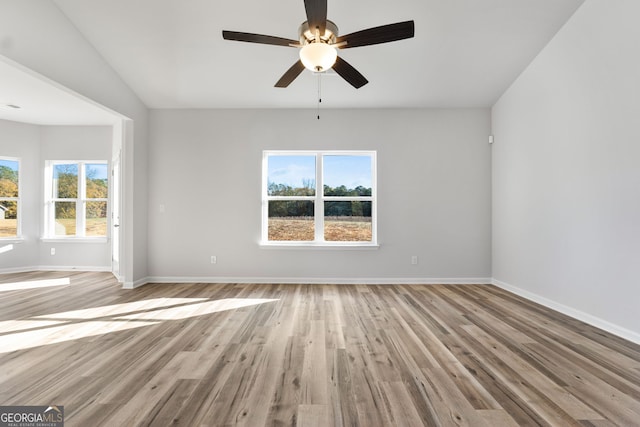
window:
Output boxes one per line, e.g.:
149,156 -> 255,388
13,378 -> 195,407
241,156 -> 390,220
262,151 -> 376,246
45,161 -> 109,238
0,157 -> 20,239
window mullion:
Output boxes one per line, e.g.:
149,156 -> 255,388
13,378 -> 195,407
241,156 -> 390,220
78,163 -> 86,237
266,196 -> 316,201
323,197 -> 373,204
78,199 -> 85,237
314,154 -> 323,242
49,197 -> 55,236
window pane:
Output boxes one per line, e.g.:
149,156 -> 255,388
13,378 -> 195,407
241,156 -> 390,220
54,164 -> 78,198
0,201 -> 17,237
86,201 -> 108,236
86,163 -> 108,198
267,155 -> 316,196
324,201 -> 372,242
323,155 -> 372,196
0,159 -> 19,197
268,200 -> 314,241
55,201 -> 76,236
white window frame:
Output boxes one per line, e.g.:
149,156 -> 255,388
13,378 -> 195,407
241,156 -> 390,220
261,150 -> 378,248
0,156 -> 21,241
44,160 -> 109,240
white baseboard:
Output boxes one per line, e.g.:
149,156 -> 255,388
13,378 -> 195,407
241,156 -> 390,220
0,266 -> 35,274
0,265 -> 111,274
36,265 -> 111,272
139,276 -> 492,285
492,278 -> 640,345
122,276 -> 149,289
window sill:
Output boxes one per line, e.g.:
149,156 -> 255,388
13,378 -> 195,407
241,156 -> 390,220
260,242 -> 380,250
0,237 -> 25,244
41,237 -> 109,244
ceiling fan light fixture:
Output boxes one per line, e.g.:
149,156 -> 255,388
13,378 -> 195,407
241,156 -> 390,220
299,42 -> 337,72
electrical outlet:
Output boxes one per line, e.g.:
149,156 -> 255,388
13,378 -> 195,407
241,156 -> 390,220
411,255 -> 418,265
51,248 -> 56,256
210,256 -> 217,264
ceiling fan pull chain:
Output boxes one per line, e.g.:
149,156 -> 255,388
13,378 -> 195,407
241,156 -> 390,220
317,72 -> 322,120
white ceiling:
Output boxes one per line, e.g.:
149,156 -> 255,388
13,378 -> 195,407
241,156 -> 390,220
0,58 -> 121,125
51,0 -> 585,110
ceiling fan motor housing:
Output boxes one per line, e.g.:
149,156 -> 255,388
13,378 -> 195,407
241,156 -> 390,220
299,20 -> 338,45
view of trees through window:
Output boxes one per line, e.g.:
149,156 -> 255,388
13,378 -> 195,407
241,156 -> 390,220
0,158 -> 19,238
51,162 -> 108,237
265,152 -> 375,243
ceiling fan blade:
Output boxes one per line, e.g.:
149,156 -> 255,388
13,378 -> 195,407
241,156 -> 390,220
275,60 -> 306,88
304,0 -> 327,35
336,20 -> 415,49
332,56 -> 368,89
222,30 -> 298,47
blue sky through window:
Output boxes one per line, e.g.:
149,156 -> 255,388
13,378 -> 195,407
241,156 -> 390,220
51,163 -> 108,180
86,163 -> 108,180
323,155 -> 371,189
0,159 -> 18,170
268,154 -> 372,189
54,164 -> 78,178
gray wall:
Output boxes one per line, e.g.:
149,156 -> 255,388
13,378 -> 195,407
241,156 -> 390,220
0,0 -> 149,285
148,108 -> 492,282
492,0 -> 640,339
0,120 -> 40,268
0,120 -> 112,270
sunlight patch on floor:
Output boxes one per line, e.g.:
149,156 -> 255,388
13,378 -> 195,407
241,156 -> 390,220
117,298 -> 280,321
0,319 -> 65,334
0,297 -> 279,353
0,320 -> 161,353
0,277 -> 70,292
34,298 -> 210,319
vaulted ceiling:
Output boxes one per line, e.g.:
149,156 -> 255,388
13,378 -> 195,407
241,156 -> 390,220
1,0 -> 585,125
0,59 -> 120,125
51,0 -> 584,109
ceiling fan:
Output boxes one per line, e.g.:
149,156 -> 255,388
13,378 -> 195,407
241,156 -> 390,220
222,0 -> 415,89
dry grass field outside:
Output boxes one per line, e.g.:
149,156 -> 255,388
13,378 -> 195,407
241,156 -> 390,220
268,217 -> 372,241
0,219 -> 17,237
0,219 -> 107,238
268,218 -> 314,241
55,218 -> 108,236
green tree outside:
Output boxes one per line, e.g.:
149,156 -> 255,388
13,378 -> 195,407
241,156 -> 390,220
268,181 -> 372,218
0,164 -> 19,218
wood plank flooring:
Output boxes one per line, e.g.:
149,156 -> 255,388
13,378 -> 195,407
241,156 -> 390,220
0,271 -> 639,426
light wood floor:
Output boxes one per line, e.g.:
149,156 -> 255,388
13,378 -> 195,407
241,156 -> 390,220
0,272 -> 639,426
